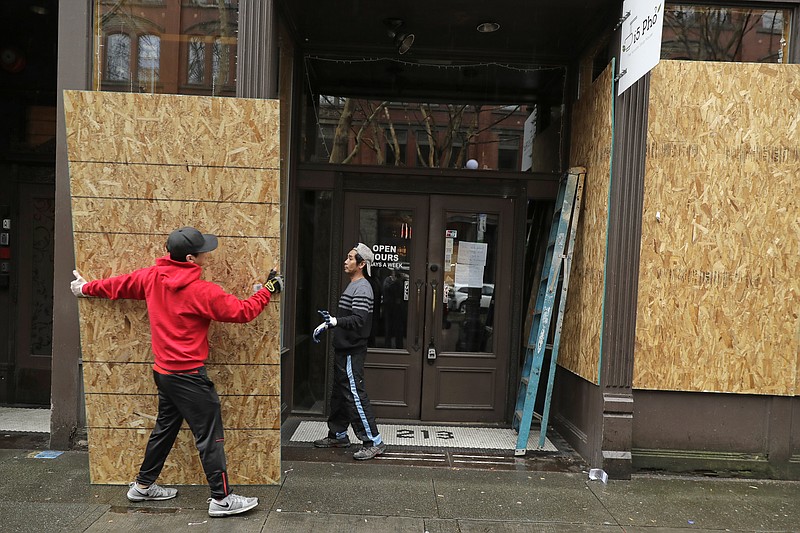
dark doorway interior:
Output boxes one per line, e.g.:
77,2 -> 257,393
0,0 -> 58,405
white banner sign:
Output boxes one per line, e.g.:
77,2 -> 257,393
618,0 -> 665,95
521,107 -> 536,171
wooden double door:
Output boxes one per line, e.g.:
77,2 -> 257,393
343,193 -> 514,422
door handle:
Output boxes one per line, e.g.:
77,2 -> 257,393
430,279 -> 438,317
428,279 -> 438,364
413,279 -> 423,351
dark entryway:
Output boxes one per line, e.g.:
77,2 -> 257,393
343,191 -> 514,422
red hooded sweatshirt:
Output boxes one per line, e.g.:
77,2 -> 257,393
82,255 -> 272,372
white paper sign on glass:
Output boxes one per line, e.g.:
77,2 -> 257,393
458,241 -> 488,266
454,263 -> 484,288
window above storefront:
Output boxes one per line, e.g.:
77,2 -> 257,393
662,3 -> 792,62
93,0 -> 238,96
301,58 -> 565,173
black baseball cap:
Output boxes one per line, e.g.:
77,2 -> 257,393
166,227 -> 218,261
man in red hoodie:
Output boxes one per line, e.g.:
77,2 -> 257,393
70,226 -> 282,518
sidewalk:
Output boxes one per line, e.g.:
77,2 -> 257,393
0,447 -> 797,532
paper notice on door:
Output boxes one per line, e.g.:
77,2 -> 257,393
454,263 -> 484,288
445,238 -> 454,270
457,241 -> 487,265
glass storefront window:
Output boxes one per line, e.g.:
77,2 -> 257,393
662,4 -> 791,62
300,58 -> 563,172
93,0 -> 238,95
302,97 -> 531,170
358,208 -> 413,350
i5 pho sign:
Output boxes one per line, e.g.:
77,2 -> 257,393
618,0 -> 665,95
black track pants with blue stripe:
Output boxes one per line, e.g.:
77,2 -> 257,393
327,349 -> 383,446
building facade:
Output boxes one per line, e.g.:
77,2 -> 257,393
1,0 -> 798,479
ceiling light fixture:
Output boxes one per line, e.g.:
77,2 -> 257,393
477,21 -> 501,33
384,18 -> 415,55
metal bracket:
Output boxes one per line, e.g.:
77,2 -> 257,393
614,11 -> 631,31
614,69 -> 628,82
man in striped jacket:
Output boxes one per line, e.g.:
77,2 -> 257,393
312,243 -> 386,460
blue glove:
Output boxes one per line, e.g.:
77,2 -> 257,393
312,310 -> 337,344
312,322 -> 328,343
319,309 -> 337,327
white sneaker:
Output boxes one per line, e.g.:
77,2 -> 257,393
126,482 -> 178,502
207,493 -> 259,517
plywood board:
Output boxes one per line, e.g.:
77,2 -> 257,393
636,61 -> 800,395
65,91 -> 282,485
85,394 -> 281,430
78,298 -> 280,364
69,162 -> 279,204
83,362 -> 279,396
560,64 -> 614,384
64,91 -> 280,168
71,197 -> 280,237
73,233 -> 281,293
87,428 -> 281,485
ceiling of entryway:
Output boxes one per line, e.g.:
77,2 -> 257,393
278,0 -> 620,103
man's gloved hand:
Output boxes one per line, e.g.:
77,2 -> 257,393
71,270 -> 88,297
312,309 -> 337,343
319,309 -> 337,327
264,269 -> 283,294
312,322 -> 328,343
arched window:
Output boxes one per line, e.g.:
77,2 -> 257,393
106,33 -> 131,81
187,37 -> 205,84
212,38 -> 231,88
138,34 -> 161,86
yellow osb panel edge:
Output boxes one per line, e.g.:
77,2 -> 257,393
78,300 -> 280,365
560,63 -> 614,384
69,161 -> 280,204
635,60 -> 800,395
84,393 -> 280,430
64,91 -> 280,168
72,233 -> 281,295
82,362 -> 279,396
87,428 -> 280,485
71,197 -> 280,238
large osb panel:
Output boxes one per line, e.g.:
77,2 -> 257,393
636,61 -> 800,395
87,428 -> 281,485
560,64 -> 614,384
64,91 -> 279,168
65,91 -> 281,485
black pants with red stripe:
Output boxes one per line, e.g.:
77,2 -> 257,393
136,367 -> 229,499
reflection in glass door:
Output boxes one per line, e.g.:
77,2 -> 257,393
343,193 -> 513,422
343,194 -> 429,419
423,196 -> 512,422
439,212 -> 499,355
